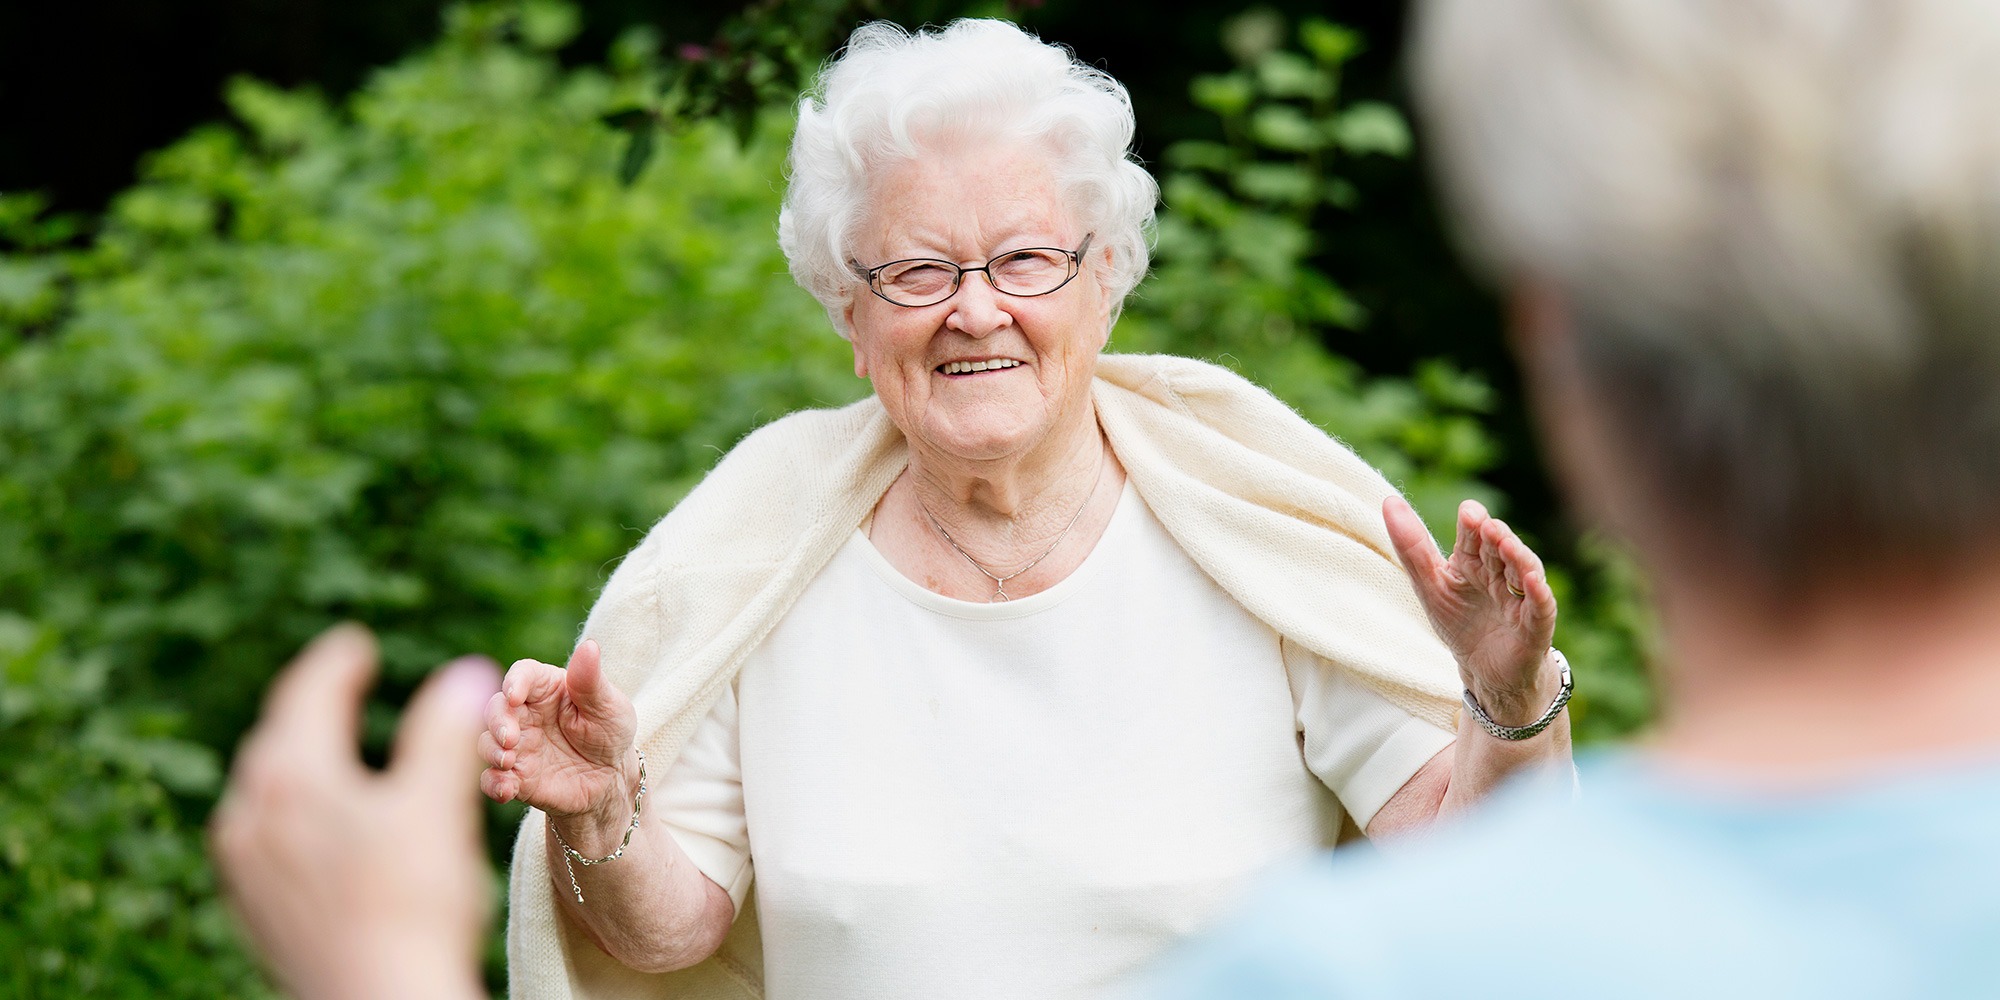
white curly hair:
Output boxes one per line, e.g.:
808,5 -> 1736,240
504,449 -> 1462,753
778,19 -> 1159,339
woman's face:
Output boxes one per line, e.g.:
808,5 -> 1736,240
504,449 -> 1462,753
843,141 -> 1113,465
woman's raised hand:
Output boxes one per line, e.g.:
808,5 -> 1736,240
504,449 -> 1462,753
478,639 -> 639,822
1383,496 -> 1561,724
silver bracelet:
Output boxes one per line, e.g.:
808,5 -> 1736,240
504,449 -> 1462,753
548,750 -> 646,905
1462,650 -> 1573,741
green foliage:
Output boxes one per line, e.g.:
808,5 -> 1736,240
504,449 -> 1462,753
1122,11 -> 1499,531
599,0 -> 998,180
0,2 -> 1657,993
1118,9 -> 1656,738
2,7 -> 857,989
0,8 -> 861,754
1547,538 -> 1660,743
0,617 -> 274,998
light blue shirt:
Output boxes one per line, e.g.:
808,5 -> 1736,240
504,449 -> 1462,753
1148,751 -> 2000,999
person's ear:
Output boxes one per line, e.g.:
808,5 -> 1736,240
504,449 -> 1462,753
843,300 -> 869,378
1093,243 -> 1117,337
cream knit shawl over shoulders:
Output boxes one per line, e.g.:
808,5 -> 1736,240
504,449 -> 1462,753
506,352 -> 1461,999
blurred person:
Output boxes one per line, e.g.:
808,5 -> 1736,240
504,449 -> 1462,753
481,18 -> 1575,1000
209,624 -> 499,1000
1149,0 -> 2000,997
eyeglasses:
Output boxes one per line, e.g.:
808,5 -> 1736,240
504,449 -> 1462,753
851,233 -> 1095,308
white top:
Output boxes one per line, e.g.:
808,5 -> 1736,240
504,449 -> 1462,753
657,484 -> 1454,999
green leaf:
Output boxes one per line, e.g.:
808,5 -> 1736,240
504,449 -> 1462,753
1254,52 -> 1332,101
518,0 -> 582,50
601,107 -> 655,130
1300,18 -> 1363,66
1248,105 -> 1325,152
1162,140 -> 1237,173
1222,8 -> 1287,65
617,123 -> 657,185
1333,101 -> 1412,157
1231,163 -> 1317,206
1189,73 -> 1254,118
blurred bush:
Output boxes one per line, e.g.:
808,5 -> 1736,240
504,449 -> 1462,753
0,5 -> 864,752
1117,10 -> 1656,740
0,2 -> 1655,993
0,615 -> 274,998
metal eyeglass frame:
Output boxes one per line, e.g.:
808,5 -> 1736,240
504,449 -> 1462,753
850,233 -> 1095,307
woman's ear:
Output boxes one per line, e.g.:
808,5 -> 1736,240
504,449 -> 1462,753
842,300 -> 869,378
1094,243 -> 1118,331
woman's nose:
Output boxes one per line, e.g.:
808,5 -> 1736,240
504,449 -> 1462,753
944,271 -> 1011,337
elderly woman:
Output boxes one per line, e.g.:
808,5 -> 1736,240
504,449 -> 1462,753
479,19 -> 1572,999
1152,0 -> 2000,997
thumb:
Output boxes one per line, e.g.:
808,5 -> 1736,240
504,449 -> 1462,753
1383,495 -> 1446,585
563,638 -> 615,714
390,655 -> 501,804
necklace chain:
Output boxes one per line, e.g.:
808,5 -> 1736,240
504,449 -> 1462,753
914,452 -> 1105,602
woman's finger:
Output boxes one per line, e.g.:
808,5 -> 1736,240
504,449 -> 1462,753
484,690 -> 516,749
502,657 -> 564,708
477,728 -> 510,770
1456,499 -> 1493,568
1473,518 -> 1515,592
563,639 -> 608,713
1383,497 -> 1446,589
479,766 -> 518,804
1484,520 -> 1559,631
1482,519 -> 1536,588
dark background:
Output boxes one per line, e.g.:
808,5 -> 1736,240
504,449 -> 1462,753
0,0 -> 1556,544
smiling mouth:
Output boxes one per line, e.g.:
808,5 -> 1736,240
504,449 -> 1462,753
936,359 -> 1024,375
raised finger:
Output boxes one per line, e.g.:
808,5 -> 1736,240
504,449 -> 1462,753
1454,499 -> 1491,566
563,639 -> 610,713
1492,520 -> 1544,580
1477,517 -> 1524,578
1474,517 -> 1524,596
1384,496 -> 1448,604
252,622 -> 380,764
391,656 -> 501,808
1383,496 -> 1446,584
1492,529 -> 1559,624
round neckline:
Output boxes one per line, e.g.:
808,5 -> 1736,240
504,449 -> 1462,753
851,481 -> 1140,620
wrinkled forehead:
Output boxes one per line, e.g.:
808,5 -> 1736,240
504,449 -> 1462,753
852,138 -> 1080,263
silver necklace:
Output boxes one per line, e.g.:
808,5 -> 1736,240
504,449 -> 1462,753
914,453 -> 1105,602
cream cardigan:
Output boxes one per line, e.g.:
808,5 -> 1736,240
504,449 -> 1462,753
505,352 -> 1462,999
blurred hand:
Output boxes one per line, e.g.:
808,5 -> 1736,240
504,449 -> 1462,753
478,639 -> 638,842
210,623 -> 498,1000
1384,496 -> 1560,724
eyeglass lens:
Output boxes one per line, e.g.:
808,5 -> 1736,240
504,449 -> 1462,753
877,248 -> 1076,306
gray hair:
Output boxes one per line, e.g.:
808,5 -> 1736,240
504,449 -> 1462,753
1413,0 -> 2000,586
778,19 -> 1158,338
